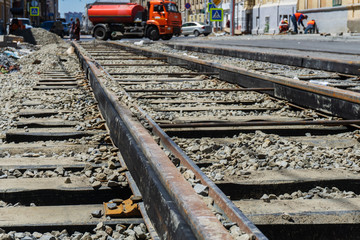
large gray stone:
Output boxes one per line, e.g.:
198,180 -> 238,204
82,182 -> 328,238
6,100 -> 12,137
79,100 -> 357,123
39,234 -> 55,240
193,184 -> 208,196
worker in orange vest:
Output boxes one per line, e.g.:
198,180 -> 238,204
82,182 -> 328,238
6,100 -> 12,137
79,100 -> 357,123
290,12 -> 307,34
279,18 -> 289,33
305,19 -> 316,34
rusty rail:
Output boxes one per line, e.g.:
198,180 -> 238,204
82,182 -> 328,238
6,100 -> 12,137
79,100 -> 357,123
158,119 -> 360,128
73,42 -> 248,240
125,88 -> 274,92
84,41 -> 269,240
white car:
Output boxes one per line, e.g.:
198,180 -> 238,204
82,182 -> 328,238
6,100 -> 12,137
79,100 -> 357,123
181,22 -> 211,37
7,18 -> 32,34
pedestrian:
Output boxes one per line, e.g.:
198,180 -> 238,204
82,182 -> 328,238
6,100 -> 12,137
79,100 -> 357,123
290,12 -> 307,34
9,19 -> 20,34
305,19 -> 316,34
226,20 -> 230,28
279,18 -> 289,33
74,18 -> 81,41
70,18 -> 75,40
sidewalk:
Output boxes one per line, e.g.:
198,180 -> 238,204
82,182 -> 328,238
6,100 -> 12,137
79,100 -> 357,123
167,34 -> 360,75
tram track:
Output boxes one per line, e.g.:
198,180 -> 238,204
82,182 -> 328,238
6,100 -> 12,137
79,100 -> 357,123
74,40 -> 360,239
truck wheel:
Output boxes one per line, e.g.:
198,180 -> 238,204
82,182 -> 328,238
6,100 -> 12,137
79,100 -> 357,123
94,27 -> 109,41
148,27 -> 160,41
194,30 -> 200,37
161,34 -> 173,40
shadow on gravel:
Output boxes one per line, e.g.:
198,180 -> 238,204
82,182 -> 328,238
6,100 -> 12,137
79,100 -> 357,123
11,29 -> 37,45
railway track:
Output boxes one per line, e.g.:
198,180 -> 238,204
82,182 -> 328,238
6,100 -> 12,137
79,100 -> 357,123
73,40 -> 360,239
3,37 -> 358,239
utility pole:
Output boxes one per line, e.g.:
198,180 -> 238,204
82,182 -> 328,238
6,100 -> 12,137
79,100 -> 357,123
230,0 -> 235,35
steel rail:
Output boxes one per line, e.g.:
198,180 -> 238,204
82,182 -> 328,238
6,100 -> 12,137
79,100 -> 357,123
165,43 -> 360,75
115,78 -> 202,82
89,41 -> 268,240
73,42 -> 238,240
170,41 -> 360,56
95,57 -> 167,60
110,72 -> 219,76
102,63 -> 188,67
89,53 -> 135,56
158,119 -> 360,128
125,88 -> 274,92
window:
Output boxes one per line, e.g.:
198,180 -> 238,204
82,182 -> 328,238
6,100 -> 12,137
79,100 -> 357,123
333,0 -> 341,6
153,5 -> 164,12
264,16 -> 269,33
279,15 -> 289,25
21,19 -> 31,25
164,3 -> 179,12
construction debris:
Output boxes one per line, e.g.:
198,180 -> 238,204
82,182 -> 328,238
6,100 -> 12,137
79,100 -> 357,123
104,196 -> 141,218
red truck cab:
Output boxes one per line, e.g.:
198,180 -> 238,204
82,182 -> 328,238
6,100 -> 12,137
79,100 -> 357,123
146,1 -> 181,40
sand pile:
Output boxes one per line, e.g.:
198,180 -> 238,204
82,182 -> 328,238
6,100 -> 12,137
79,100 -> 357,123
11,28 -> 63,45
30,28 -> 63,45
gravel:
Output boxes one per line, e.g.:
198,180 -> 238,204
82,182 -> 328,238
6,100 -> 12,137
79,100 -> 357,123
117,40 -> 333,80
0,35 -> 128,210
171,129 -> 360,180
260,186 -> 358,202
0,223 -> 150,240
29,28 -> 63,46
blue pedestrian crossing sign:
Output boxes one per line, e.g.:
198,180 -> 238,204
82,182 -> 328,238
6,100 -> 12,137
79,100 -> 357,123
207,3 -> 216,11
210,8 -> 223,22
30,7 -> 39,16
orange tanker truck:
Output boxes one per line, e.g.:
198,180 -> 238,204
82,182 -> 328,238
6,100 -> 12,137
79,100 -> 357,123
87,0 -> 182,41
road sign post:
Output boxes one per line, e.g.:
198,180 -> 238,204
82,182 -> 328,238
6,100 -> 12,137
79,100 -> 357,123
30,7 -> 39,16
207,3 -> 216,11
210,8 -> 223,22
210,8 -> 223,33
212,0 -> 222,7
185,2 -> 191,22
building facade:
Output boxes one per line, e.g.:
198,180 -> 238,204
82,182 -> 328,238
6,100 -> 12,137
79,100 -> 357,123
251,0 -> 296,34
81,0 -> 359,34
64,12 -> 82,23
182,0 -> 254,32
9,0 -> 59,25
0,0 -> 12,32
298,0 -> 360,33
